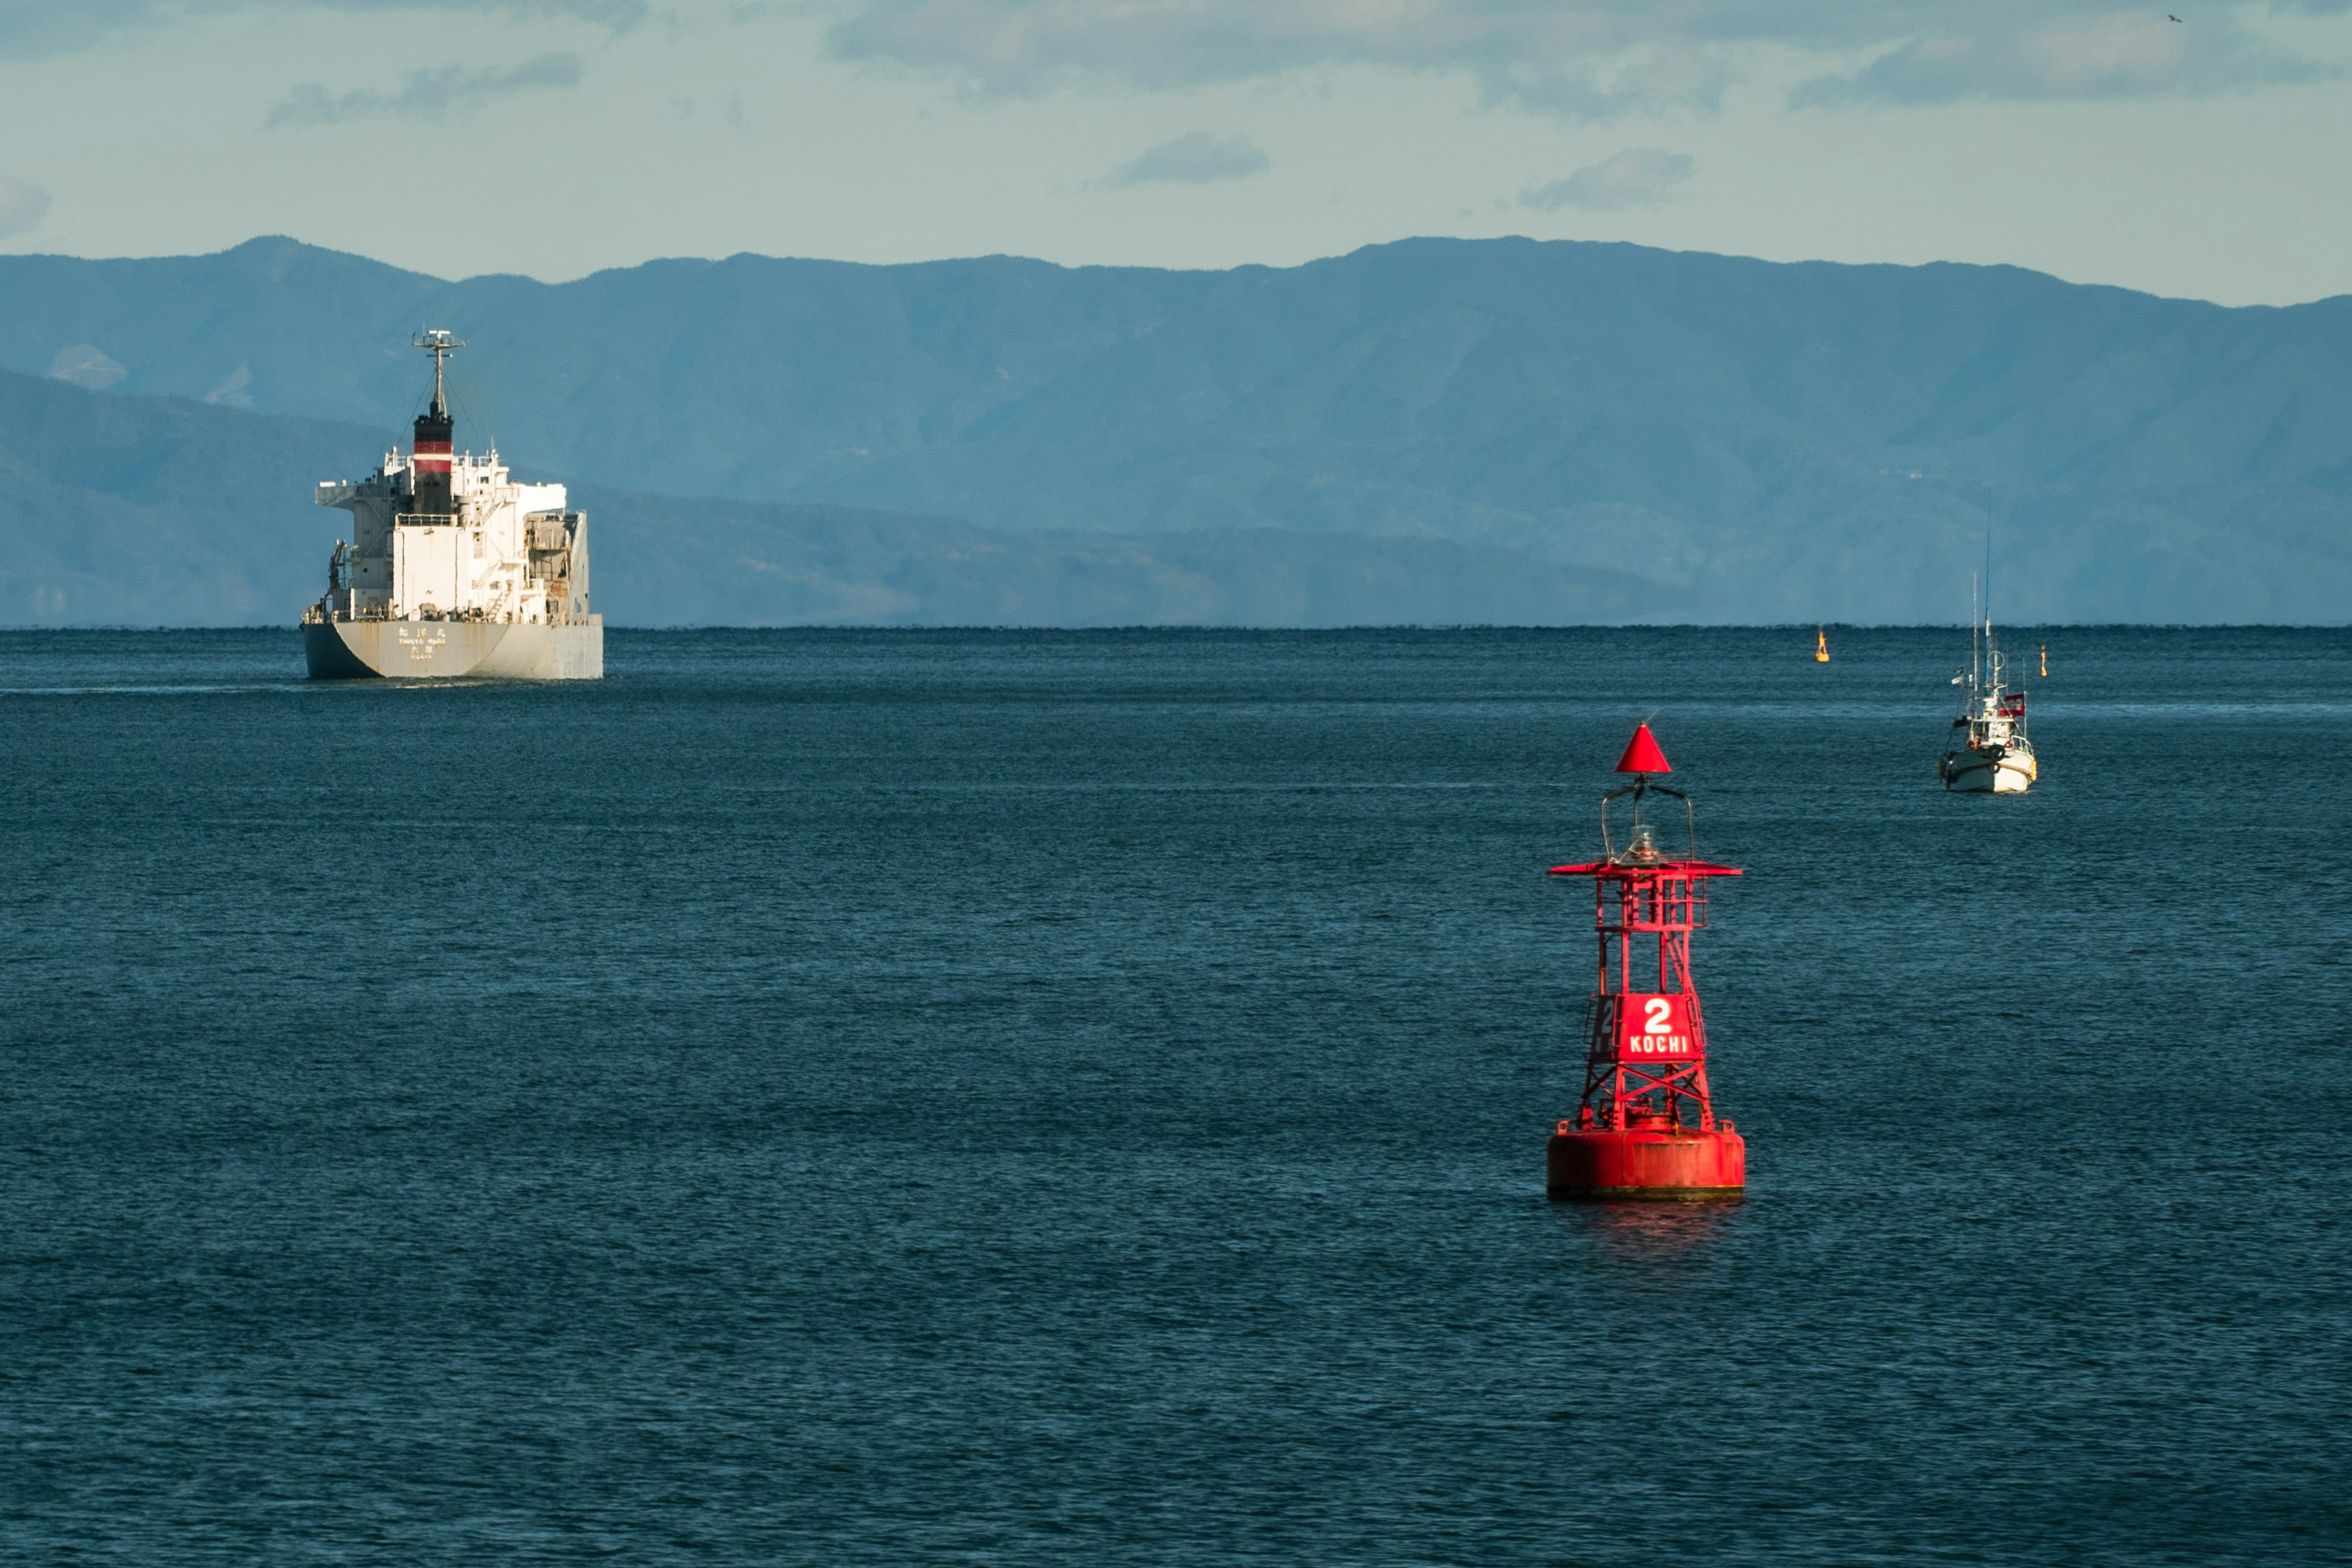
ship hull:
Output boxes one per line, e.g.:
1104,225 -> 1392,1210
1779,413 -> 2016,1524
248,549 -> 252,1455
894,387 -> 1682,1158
1940,745 -> 2035,793
304,618 -> 603,680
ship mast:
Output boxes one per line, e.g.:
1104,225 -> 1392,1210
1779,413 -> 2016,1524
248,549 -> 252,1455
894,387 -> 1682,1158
413,330 -> 465,418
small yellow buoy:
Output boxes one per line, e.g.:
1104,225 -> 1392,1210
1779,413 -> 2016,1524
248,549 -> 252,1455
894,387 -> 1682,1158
1815,625 -> 1830,663
2040,643 -> 2048,678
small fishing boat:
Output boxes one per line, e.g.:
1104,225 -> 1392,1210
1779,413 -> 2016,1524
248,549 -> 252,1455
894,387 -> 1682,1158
1938,597 -> 2035,794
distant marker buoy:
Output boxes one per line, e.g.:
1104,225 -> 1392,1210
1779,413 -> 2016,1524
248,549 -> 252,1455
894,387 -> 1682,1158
1815,624 -> 1830,663
2040,643 -> 2048,678
1545,724 -> 1746,1199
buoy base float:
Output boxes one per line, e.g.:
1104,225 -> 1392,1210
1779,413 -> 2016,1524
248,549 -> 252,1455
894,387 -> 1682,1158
1547,1125 -> 1745,1199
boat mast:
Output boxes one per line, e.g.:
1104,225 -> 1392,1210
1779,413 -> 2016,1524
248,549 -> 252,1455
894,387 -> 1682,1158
1983,521 -> 1996,693
1970,572 -> 1980,697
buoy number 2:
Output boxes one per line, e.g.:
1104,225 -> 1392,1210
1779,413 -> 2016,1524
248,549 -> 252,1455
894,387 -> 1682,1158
1619,993 -> 1697,1058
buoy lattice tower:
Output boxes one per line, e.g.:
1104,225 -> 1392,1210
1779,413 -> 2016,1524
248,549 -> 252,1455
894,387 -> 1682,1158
1546,724 -> 1746,1199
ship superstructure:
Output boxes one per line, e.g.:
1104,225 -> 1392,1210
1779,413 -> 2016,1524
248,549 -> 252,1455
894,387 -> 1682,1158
303,332 -> 601,679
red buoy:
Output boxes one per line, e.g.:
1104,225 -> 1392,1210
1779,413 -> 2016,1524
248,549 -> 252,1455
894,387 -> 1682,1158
1545,727 -> 1745,1199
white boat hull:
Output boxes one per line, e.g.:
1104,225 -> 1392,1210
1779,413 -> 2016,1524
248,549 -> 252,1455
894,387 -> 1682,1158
304,617 -> 603,680
1940,745 -> 2035,794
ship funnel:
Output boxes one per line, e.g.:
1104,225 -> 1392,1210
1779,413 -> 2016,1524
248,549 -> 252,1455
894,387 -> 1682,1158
409,331 -> 464,518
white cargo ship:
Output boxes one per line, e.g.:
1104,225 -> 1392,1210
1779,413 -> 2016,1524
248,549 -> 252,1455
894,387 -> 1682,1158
303,332 -> 601,679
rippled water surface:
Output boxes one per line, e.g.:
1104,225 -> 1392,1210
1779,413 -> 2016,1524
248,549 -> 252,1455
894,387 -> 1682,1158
2,627 -> 2345,1565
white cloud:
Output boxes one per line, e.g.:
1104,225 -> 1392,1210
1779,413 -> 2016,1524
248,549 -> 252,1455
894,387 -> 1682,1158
266,53 -> 584,126
819,1 -> 2348,118
1096,132 -> 1270,189
0,173 -> 48,238
0,1 -> 643,60
1521,149 -> 1695,213
1793,15 -> 2332,105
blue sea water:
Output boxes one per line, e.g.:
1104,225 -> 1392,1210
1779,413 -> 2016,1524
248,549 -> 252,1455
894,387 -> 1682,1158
1,626 -> 2345,1566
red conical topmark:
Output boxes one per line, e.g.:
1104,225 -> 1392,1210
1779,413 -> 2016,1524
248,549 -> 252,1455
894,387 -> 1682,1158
1615,723 -> 1672,775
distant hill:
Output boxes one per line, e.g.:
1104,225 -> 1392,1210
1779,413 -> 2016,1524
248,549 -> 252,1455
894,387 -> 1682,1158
0,369 -> 1660,627
2,235 -> 2350,622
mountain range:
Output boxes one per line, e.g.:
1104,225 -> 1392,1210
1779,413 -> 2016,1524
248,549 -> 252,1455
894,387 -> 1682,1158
4,234 -> 2349,624
0,368 -> 1658,627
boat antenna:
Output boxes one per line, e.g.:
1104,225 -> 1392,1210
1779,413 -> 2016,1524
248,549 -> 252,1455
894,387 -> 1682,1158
1983,517 -> 1993,635
1984,516 -> 1999,690
413,329 -> 465,418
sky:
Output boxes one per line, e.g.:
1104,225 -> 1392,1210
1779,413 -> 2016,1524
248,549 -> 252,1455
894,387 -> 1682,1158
2,1 -> 2350,304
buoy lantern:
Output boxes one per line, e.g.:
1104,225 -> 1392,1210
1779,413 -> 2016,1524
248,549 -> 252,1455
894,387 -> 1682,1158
1545,725 -> 1746,1199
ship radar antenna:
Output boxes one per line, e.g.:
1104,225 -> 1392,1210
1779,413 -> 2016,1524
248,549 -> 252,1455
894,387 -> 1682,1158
413,329 -> 466,418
